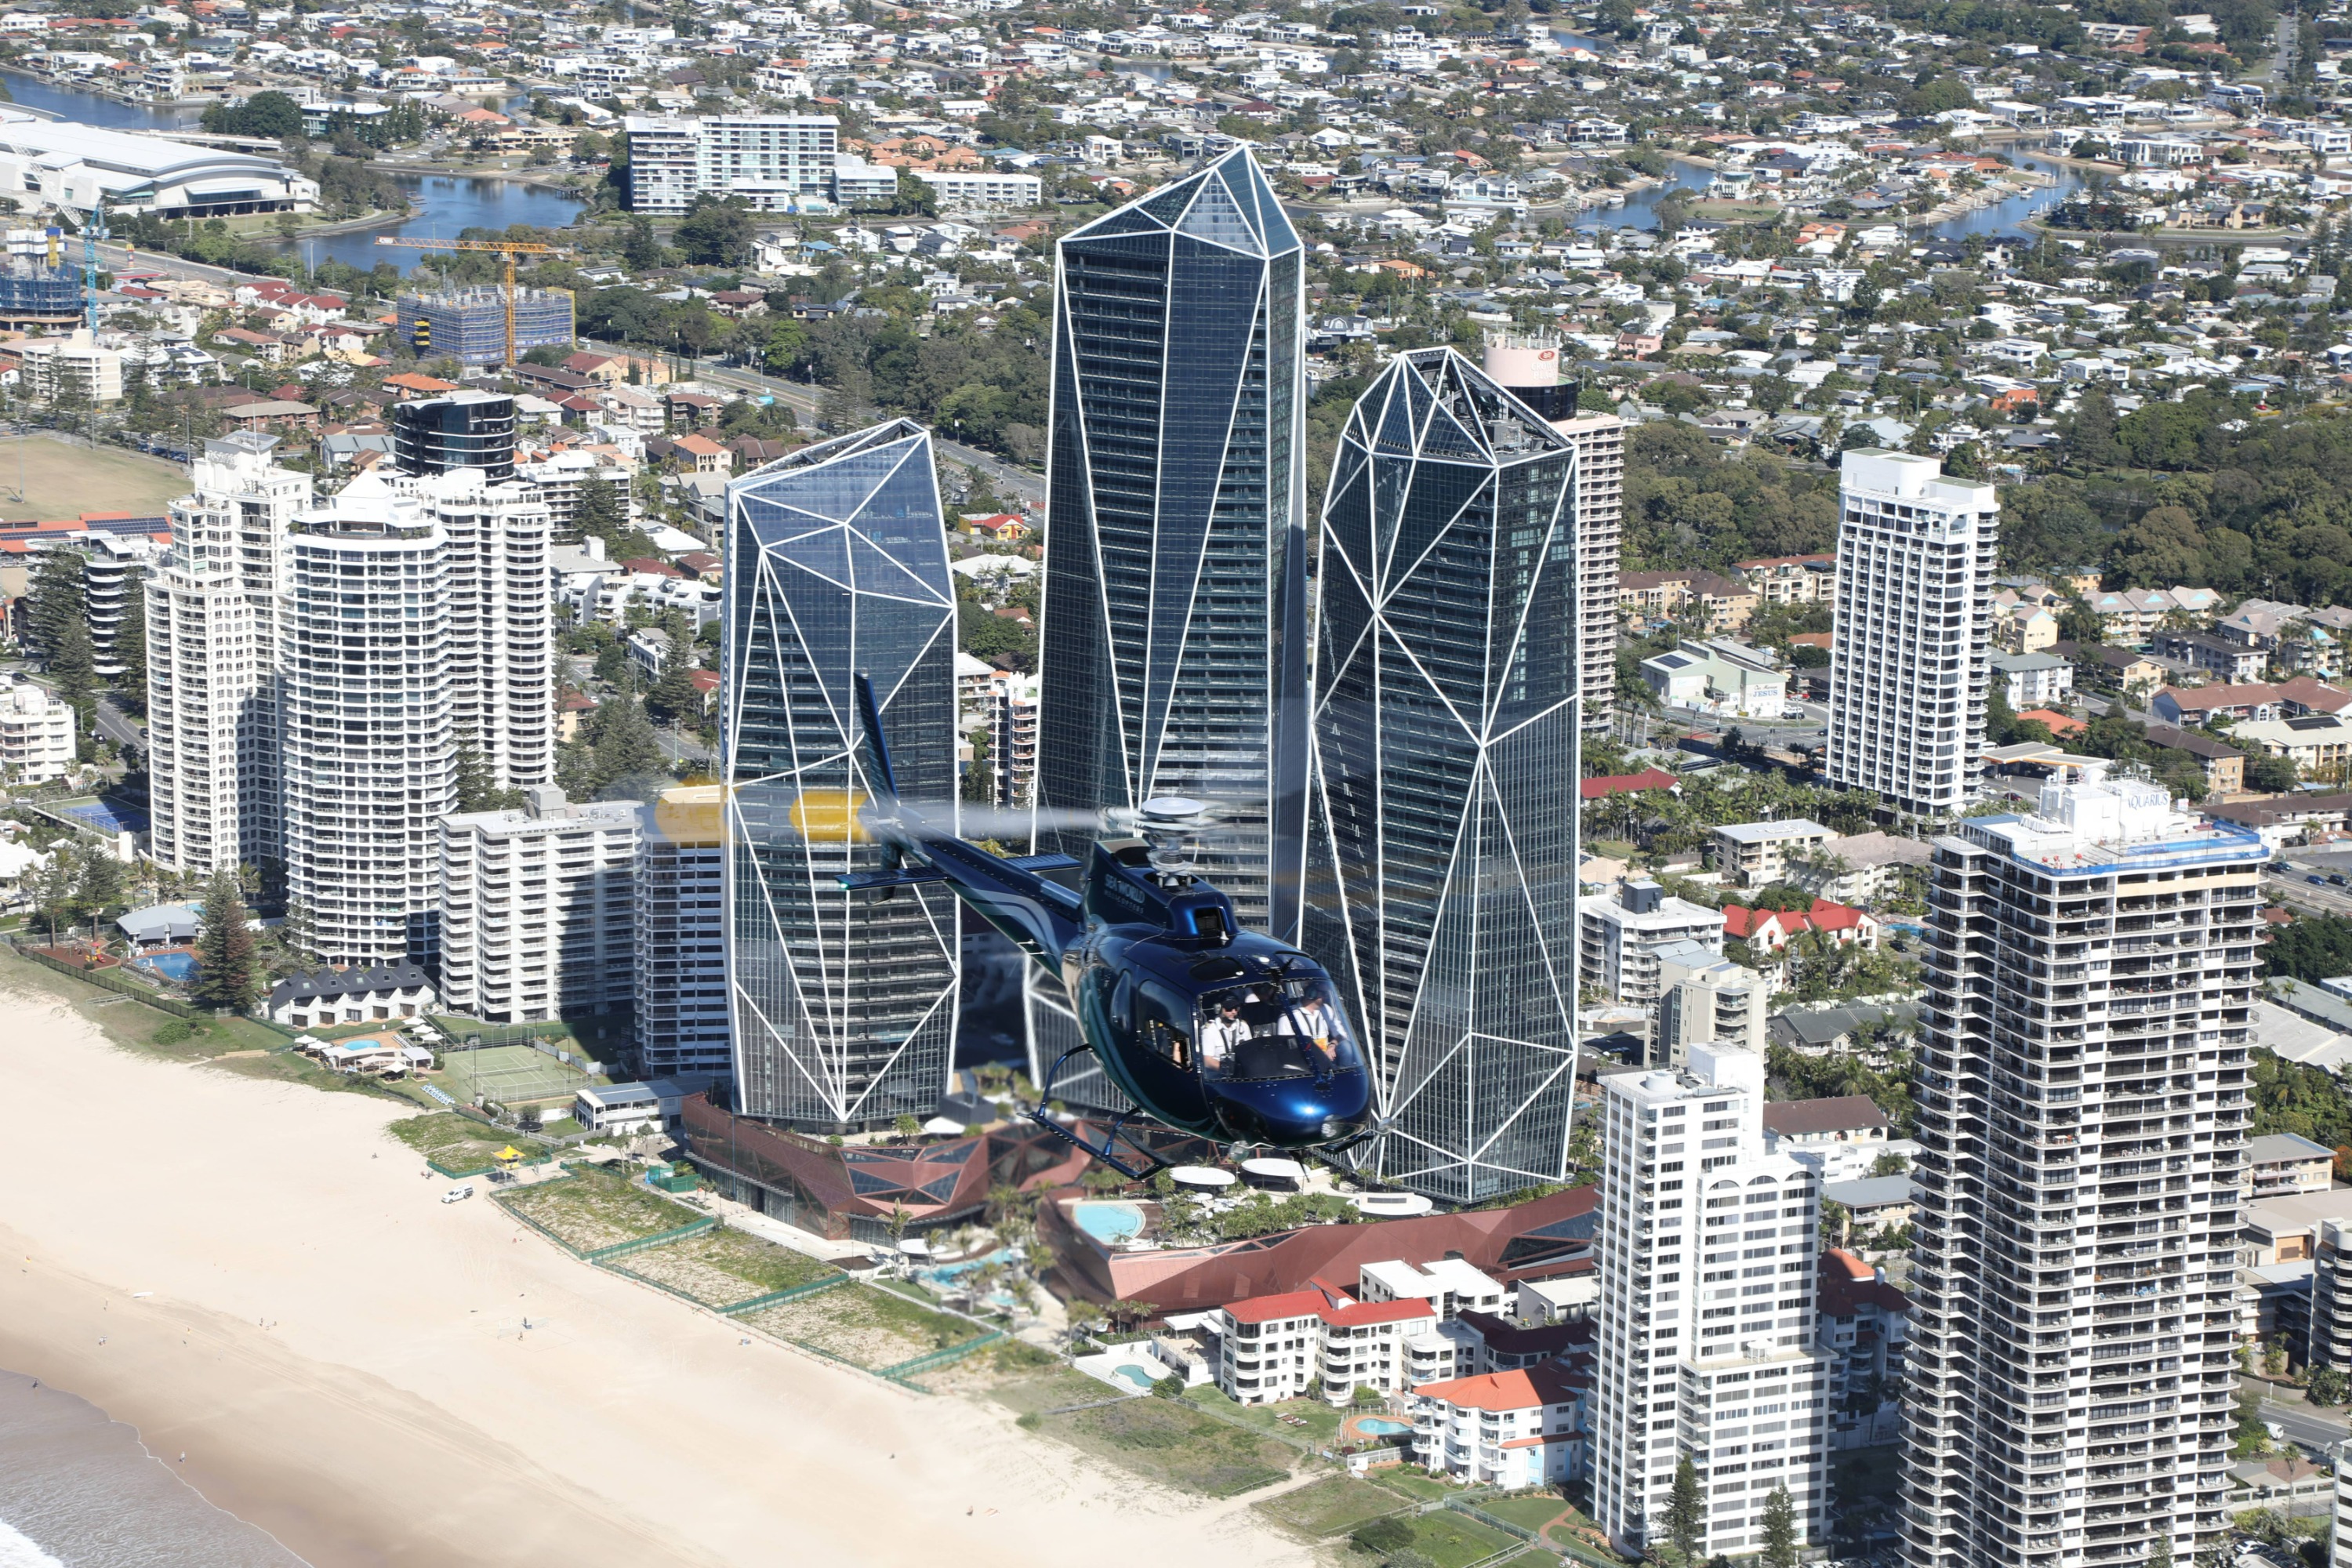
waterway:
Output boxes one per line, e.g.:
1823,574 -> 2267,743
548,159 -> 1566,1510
1579,154 -> 2086,238
2,73 -> 583,274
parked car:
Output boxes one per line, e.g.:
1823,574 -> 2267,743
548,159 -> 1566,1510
441,1185 -> 474,1203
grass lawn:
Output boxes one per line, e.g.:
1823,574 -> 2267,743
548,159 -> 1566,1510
616,1224 -> 838,1308
0,436 -> 187,523
1395,1511 -> 1517,1568
1182,1386 -> 1341,1444
739,1281 -> 984,1368
1479,1494 -> 1574,1532
1045,1394 -> 1296,1497
1253,1475 -> 1407,1537
499,1164 -> 701,1253
1375,1468 -> 1461,1504
384,1112 -> 550,1171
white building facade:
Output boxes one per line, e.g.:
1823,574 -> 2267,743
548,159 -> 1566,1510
0,679 -> 74,782
1579,880 -> 1726,1009
1827,450 -> 1998,817
281,475 -> 454,964
1899,764 -> 2263,1568
622,114 -> 840,212
437,786 -> 640,1024
1593,1044 -> 1831,1559
144,433 -> 310,874
400,467 -> 556,790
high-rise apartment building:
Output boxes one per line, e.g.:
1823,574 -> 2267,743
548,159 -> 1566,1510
637,784 -> 732,1081
622,114 -> 840,213
391,390 -> 516,480
1033,146 -> 1308,1102
145,433 -> 310,875
1303,347 -> 1581,1203
398,466 -> 555,790
723,419 -> 960,1132
281,474 -> 454,964
1899,763 -> 2263,1568
437,785 -> 639,1024
1657,943 -> 1769,1063
1827,450 -> 1997,818
1479,331 -> 1624,730
1592,1044 -> 1831,1559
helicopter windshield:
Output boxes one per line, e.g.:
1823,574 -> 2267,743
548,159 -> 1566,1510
1196,978 -> 1361,1083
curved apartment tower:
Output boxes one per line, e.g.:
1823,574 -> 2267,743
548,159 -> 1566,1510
722,419 -> 960,1133
1302,348 -> 1581,1202
281,474 -> 455,963
1031,145 -> 1308,1102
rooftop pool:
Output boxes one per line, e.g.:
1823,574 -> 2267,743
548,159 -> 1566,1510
1072,1200 -> 1145,1244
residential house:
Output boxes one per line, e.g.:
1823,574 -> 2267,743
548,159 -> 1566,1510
1406,1363 -> 1586,1489
1709,818 -> 1836,887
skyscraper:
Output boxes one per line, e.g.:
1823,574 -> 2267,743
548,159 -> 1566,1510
1303,347 -> 1581,1202
723,419 -> 960,1132
145,432 -> 310,876
437,785 -> 639,1025
637,784 -> 732,1081
1899,763 -> 2262,1568
1033,145 -> 1308,1099
402,466 -> 555,790
1827,450 -> 1997,818
1592,1044 -> 1830,1559
281,474 -> 454,964
1479,332 -> 1624,729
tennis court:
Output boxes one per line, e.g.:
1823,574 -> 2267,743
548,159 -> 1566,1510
436,1043 -> 592,1106
60,799 -> 147,834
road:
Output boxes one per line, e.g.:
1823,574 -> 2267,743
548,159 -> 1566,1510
92,693 -> 143,753
2266,12 -> 2298,81
2259,1396 -> 2348,1454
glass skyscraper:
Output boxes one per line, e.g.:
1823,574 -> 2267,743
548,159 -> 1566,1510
1032,146 -> 1309,1102
723,419 -> 960,1133
1303,349 -> 1581,1203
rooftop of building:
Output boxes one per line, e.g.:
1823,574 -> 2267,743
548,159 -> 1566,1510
1957,760 -> 2269,874
2247,1132 -> 2336,1164
1713,816 -> 1832,843
1410,1359 -> 1583,1413
1761,1095 -> 1890,1138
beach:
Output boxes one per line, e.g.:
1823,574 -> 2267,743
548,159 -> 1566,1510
0,985 -> 1312,1568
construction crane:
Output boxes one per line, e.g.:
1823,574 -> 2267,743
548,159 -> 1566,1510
83,199 -> 107,334
373,236 -> 572,368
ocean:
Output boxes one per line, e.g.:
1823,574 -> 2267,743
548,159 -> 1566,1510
0,1373 -> 309,1568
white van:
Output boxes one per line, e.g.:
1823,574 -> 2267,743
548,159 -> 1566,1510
441,1185 -> 474,1204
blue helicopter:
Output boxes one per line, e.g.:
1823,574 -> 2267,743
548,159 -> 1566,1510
841,675 -> 1377,1179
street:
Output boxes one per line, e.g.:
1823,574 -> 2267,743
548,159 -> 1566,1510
92,693 -> 143,752
2259,1396 -> 2349,1454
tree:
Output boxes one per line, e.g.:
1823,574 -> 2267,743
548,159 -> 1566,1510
962,727 -> 993,804
192,868 -> 262,1014
26,547 -> 86,655
2248,752 -> 2300,793
112,571 -> 147,705
593,694 -> 665,785
1664,1457 -> 1704,1563
75,848 -> 124,917
45,619 -> 100,726
621,216 -> 665,273
674,194 -> 756,267
644,652 -> 702,728
1759,1484 -> 1798,1568
892,1112 -> 921,1144
891,167 -> 938,216
2309,1365 -> 2350,1406
31,843 -> 81,941
201,89 -> 303,140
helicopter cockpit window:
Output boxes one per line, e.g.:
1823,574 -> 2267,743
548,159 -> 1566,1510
1196,978 -> 1361,1081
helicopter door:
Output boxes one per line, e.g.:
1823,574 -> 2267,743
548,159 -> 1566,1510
1127,981 -> 1210,1124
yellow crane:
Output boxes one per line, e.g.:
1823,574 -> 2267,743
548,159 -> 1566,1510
374,236 -> 573,368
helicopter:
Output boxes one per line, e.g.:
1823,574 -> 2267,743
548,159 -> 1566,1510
837,674 -> 1377,1179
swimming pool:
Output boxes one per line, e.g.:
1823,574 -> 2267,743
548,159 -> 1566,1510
135,952 -> 198,984
915,1246 -> 1018,1288
1356,1417 -> 1413,1436
1111,1363 -> 1158,1392
1071,1201 -> 1145,1244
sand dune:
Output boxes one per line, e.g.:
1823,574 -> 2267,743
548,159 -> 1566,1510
0,986 -> 1311,1568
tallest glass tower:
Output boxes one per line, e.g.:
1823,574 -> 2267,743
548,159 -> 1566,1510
1031,147 -> 1310,1100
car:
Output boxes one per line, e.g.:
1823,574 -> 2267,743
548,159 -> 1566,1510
2332,874 -> 2348,887
441,1185 -> 474,1203
2311,874 -> 2328,885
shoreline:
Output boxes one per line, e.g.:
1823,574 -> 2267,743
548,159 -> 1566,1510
0,976 -> 1309,1568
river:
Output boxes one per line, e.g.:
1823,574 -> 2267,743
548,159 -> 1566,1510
0,71 -> 583,273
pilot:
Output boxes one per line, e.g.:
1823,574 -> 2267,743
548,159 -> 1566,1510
1201,1000 -> 1249,1071
1290,993 -> 1341,1063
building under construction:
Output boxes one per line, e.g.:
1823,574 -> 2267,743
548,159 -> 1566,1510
395,285 -> 574,366
0,228 -> 82,331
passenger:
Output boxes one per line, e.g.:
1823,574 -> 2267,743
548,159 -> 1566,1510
1289,992 -> 1341,1063
1201,1000 -> 1249,1072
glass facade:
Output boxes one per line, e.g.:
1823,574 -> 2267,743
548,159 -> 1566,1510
391,391 -> 516,480
1303,349 -> 1581,1203
723,419 -> 960,1132
1033,147 -> 1309,1105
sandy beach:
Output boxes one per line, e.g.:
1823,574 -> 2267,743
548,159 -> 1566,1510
0,985 -> 1312,1568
